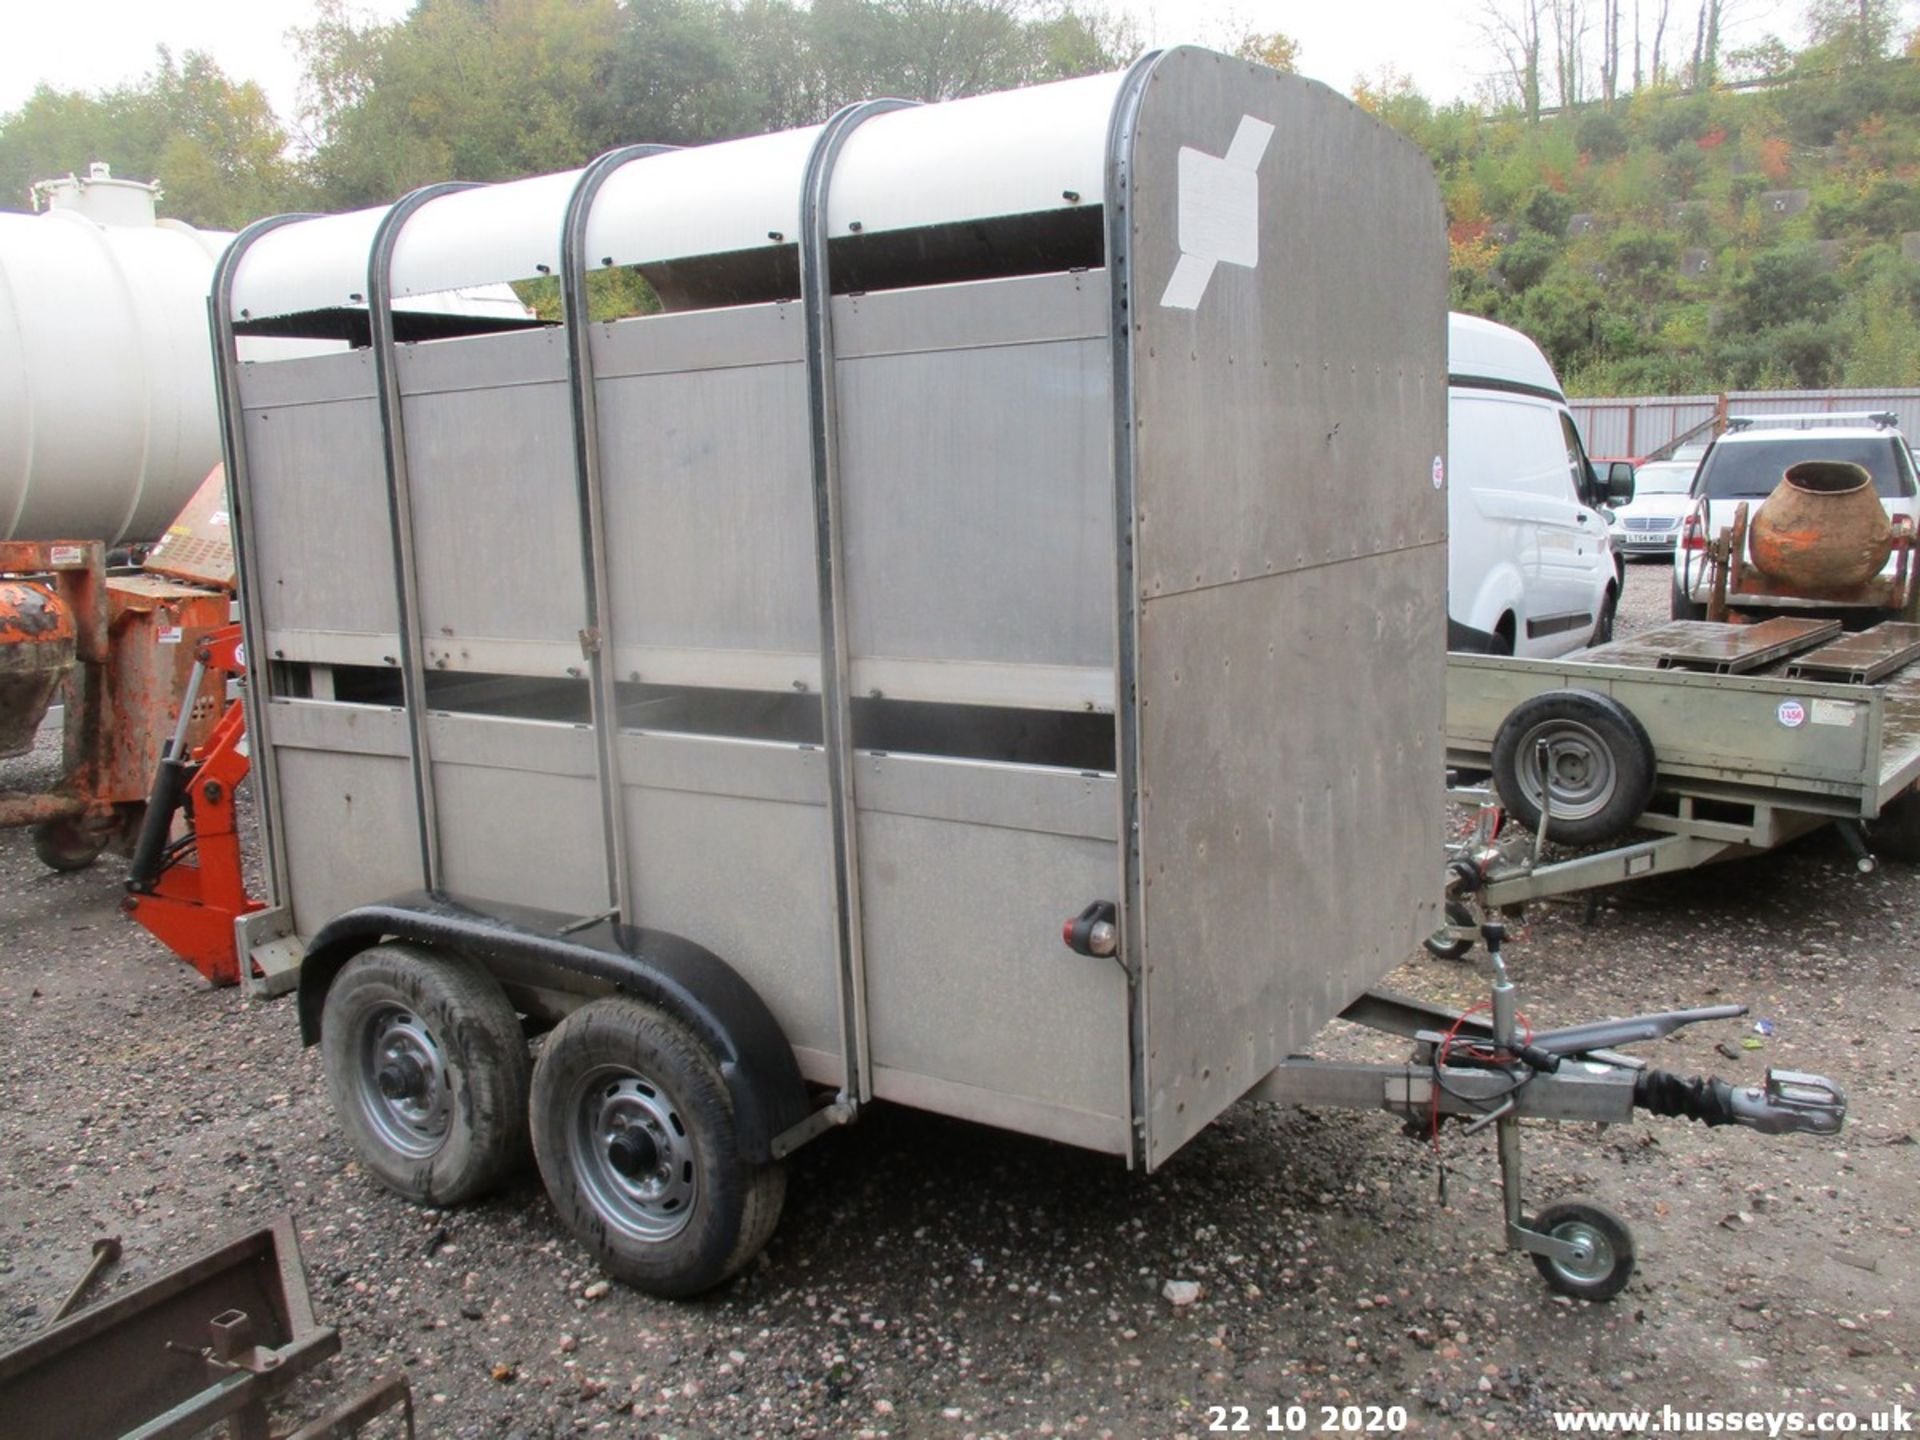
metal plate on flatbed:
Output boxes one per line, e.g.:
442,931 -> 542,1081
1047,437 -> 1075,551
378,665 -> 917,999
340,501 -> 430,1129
1786,622 -> 1920,685
1648,617 -> 1841,674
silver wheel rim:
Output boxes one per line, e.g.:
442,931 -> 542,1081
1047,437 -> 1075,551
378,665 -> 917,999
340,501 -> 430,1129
357,1004 -> 452,1158
1546,1219 -> 1614,1285
568,1066 -> 697,1243
1514,718 -> 1617,822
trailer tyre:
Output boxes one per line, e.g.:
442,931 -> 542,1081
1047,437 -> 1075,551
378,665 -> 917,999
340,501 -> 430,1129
1528,1198 -> 1635,1302
1866,788 -> 1920,863
530,997 -> 785,1298
321,942 -> 531,1206
1491,690 -> 1655,846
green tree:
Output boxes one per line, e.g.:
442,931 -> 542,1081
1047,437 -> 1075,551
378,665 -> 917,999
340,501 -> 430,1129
0,49 -> 299,225
1498,230 -> 1558,290
297,0 -> 621,205
1729,244 -> 1843,331
1805,0 -> 1898,65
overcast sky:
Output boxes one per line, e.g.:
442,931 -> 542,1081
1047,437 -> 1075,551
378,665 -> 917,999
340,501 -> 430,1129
2,0 -> 1913,132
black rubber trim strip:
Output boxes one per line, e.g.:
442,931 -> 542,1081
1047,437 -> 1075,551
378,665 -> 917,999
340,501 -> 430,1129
1525,610 -> 1594,639
1448,371 -> 1568,405
297,892 -> 810,1163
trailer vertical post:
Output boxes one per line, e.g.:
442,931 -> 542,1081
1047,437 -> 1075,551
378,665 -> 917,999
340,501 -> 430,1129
366,183 -> 479,892
798,99 -> 913,1108
1101,52 -> 1160,1167
208,212 -> 314,926
559,145 -> 676,924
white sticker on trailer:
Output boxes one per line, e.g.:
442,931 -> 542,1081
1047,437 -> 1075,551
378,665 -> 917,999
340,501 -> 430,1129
1160,115 -> 1275,311
1777,700 -> 1806,728
157,626 -> 183,645
1809,698 -> 1859,728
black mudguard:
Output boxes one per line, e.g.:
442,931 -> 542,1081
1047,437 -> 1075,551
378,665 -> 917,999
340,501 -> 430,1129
298,891 -> 811,1164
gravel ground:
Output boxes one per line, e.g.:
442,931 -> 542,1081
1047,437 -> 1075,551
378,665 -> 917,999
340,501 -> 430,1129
2,559 -> 1914,1439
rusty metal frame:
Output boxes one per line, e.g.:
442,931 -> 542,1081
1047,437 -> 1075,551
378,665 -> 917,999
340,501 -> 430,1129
367,183 -> 482,892
0,539 -> 111,830
799,97 -> 913,1109
0,1216 -> 340,1440
282,1373 -> 416,1440
560,144 -> 677,924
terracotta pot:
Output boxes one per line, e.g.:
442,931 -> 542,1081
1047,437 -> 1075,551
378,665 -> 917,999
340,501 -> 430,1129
1747,459 -> 1892,592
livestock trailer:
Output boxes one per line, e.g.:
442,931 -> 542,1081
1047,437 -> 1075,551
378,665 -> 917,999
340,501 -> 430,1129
212,51 -> 1842,1299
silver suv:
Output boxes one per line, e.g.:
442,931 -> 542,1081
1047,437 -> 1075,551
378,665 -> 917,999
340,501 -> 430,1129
1670,412 -> 1920,618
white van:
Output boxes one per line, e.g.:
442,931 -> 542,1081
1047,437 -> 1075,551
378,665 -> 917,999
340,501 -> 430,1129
1447,313 -> 1631,655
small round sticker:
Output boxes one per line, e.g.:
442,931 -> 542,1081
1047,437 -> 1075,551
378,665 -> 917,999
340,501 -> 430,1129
1431,455 -> 1445,490
234,641 -> 247,672
1777,699 -> 1806,728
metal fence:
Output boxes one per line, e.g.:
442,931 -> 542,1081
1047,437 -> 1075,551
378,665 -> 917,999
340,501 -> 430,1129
1571,389 -> 1920,458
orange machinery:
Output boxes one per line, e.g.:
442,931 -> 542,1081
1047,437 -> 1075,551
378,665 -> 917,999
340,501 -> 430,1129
121,621 -> 263,985
1,468 -> 261,983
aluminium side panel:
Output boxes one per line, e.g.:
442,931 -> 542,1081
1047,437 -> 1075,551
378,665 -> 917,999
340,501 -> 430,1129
617,732 -> 843,1073
237,351 -> 398,666
856,757 -> 1129,1155
428,713 -> 607,916
833,272 -> 1116,711
592,306 -> 819,693
1126,53 -> 1449,1166
397,328 -> 587,675
262,701 -> 422,937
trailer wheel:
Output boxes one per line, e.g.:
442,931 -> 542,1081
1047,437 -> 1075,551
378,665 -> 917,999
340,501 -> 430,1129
321,942 -> 530,1206
31,817 -> 106,872
531,997 -> 786,1298
1490,690 -> 1655,846
1867,789 -> 1920,863
1528,1198 -> 1635,1302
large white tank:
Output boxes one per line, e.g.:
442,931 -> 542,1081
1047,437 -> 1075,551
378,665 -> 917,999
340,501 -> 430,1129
0,165 -> 230,544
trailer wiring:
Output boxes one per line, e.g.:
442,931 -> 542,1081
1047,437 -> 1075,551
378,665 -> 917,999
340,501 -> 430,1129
1427,1002 -> 1539,1206
1432,1002 -> 1540,1111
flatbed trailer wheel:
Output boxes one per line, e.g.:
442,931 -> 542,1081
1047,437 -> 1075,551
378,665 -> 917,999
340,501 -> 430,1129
1527,1199 -> 1635,1301
1490,690 -> 1655,846
320,942 -> 531,1205
1867,788 -> 1920,863
530,997 -> 786,1299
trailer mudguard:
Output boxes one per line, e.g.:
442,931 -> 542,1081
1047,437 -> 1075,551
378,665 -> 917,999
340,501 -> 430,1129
296,891 -> 811,1164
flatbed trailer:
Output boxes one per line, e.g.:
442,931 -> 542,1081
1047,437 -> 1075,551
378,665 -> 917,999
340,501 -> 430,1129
1442,616 -> 1920,918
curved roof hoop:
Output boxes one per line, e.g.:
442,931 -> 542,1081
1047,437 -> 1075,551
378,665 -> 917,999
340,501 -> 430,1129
798,96 -> 915,1111
559,143 -> 679,925
209,210 -> 318,912
366,181 -> 482,892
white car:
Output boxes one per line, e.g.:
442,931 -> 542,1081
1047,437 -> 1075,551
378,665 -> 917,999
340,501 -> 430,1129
1447,314 -> 1631,656
1671,413 -> 1920,618
1606,459 -> 1696,557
